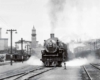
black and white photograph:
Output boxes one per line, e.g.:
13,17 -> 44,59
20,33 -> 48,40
0,0 -> 100,80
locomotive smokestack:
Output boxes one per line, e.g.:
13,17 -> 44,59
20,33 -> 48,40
50,33 -> 54,38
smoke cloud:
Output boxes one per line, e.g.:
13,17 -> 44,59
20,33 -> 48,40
47,0 -> 100,43
49,0 -> 66,33
63,52 -> 96,67
26,56 -> 43,66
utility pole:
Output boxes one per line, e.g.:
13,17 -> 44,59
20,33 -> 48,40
6,29 -> 17,66
29,47 -> 31,57
95,40 -> 97,50
21,38 -> 24,63
88,42 -> 92,52
15,43 -> 17,53
93,42 -> 95,51
94,40 -> 97,51
25,44 -> 30,56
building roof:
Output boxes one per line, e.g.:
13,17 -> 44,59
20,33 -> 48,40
15,40 -> 31,43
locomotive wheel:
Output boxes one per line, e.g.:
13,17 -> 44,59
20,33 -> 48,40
52,61 -> 57,67
58,61 -> 62,67
44,61 -> 50,67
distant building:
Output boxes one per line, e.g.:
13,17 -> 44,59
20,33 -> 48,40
15,40 -> 31,51
15,40 -> 31,55
31,26 -> 41,49
0,28 -> 8,51
15,26 -> 41,53
15,26 -> 42,51
0,38 -> 8,51
31,26 -> 37,48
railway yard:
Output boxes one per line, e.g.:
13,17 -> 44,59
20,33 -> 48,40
0,35 -> 100,80
0,57 -> 99,80
1,0 -> 100,80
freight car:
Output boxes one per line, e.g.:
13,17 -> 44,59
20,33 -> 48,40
6,50 -> 30,61
41,33 -> 68,67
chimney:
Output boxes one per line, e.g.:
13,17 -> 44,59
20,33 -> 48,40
50,33 -> 54,38
0,28 -> 2,38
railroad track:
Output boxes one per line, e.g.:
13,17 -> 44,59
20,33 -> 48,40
14,67 -> 55,80
0,61 -> 21,66
0,65 -> 41,80
0,66 -> 55,80
0,61 -> 10,66
83,63 -> 100,80
0,61 -> 26,66
83,66 -> 92,80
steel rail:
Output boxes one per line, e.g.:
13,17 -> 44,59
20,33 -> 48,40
90,63 -> 100,70
0,62 -> 10,66
22,67 -> 55,80
14,67 -> 45,80
0,67 -> 43,80
83,66 -> 92,80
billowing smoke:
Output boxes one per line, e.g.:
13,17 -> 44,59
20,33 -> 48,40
63,45 -> 98,67
49,0 -> 66,33
62,58 -> 89,67
62,54 -> 96,67
26,56 -> 43,66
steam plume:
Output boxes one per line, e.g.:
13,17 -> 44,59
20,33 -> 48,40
26,56 -> 43,66
49,0 -> 66,33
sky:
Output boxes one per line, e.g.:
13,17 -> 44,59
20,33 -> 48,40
0,0 -> 100,46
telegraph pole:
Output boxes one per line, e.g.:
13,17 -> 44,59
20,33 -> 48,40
29,47 -> 31,57
15,43 -> 17,53
25,44 -> 30,56
6,29 -> 17,65
95,40 -> 97,50
27,45 -> 29,55
21,38 -> 24,63
94,42 -> 95,51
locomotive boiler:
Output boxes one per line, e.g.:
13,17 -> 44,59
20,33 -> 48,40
41,33 -> 68,67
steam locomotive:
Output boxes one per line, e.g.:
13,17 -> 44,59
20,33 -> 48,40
41,33 -> 68,67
